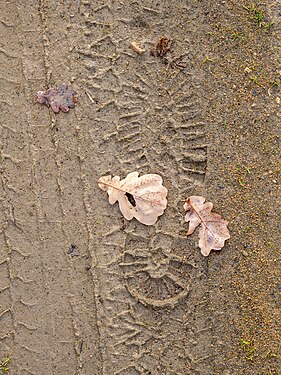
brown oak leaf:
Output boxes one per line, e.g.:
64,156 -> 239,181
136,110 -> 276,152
98,172 -> 168,225
184,196 -> 230,256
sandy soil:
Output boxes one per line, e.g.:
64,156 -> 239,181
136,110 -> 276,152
0,1 -> 280,374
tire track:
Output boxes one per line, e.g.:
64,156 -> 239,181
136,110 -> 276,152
76,1 -> 214,373
0,3 -> 54,373
37,1 -> 103,374
1,1 -> 102,374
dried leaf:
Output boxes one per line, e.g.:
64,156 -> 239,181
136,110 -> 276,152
36,83 -> 77,113
184,196 -> 230,256
98,172 -> 168,225
151,36 -> 173,59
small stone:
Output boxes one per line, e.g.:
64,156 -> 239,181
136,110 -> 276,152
67,244 -> 79,257
244,67 -> 252,74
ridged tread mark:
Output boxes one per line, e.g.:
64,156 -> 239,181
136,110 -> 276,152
24,1 -> 102,374
0,224 -> 15,355
79,33 -> 207,187
0,2 -> 39,370
39,1 -> 104,374
0,2 -> 63,373
0,1 -> 100,374
119,232 -> 195,307
75,0 -> 215,374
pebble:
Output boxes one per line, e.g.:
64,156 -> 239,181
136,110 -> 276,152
244,67 -> 252,74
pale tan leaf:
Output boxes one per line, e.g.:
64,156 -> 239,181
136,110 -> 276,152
184,196 -> 230,256
98,172 -> 168,225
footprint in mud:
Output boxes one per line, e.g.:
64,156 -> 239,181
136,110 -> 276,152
120,232 -> 195,307
78,3 -> 210,371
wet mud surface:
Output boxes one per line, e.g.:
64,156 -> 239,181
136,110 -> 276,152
0,1 -> 280,374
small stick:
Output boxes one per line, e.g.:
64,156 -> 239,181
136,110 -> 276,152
130,42 -> 146,55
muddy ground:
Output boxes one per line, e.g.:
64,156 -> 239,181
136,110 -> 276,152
0,1 -> 280,374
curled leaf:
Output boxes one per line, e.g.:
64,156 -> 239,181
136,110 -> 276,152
98,172 -> 168,225
151,36 -> 173,59
36,83 -> 77,113
184,196 -> 230,256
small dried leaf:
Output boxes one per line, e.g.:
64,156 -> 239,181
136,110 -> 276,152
184,196 -> 230,256
98,172 -> 168,225
36,83 -> 77,113
151,36 -> 173,58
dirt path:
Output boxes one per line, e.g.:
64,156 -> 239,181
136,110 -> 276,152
0,1 -> 280,374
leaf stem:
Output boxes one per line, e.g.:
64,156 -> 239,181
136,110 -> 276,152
97,179 -> 162,204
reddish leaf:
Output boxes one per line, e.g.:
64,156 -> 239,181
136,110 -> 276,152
36,84 -> 77,113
